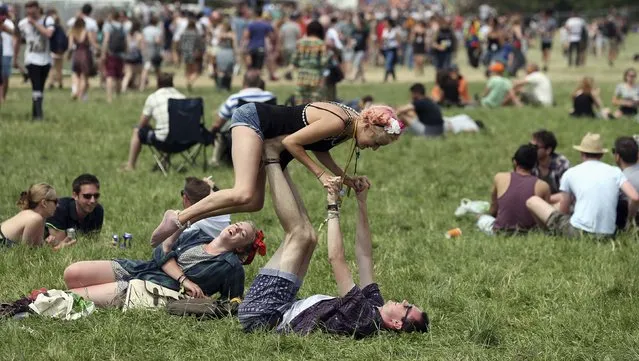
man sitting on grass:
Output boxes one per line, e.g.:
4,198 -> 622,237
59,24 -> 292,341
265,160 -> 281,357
479,62 -> 521,108
526,133 -> 639,238
513,63 -> 553,107
396,83 -> 444,137
238,140 -> 429,338
613,136 -> 639,228
475,144 -> 551,235
530,129 -> 570,195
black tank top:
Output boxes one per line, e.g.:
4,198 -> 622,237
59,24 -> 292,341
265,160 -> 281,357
488,35 -> 501,52
413,30 -> 426,52
253,102 -> 356,167
435,28 -> 454,53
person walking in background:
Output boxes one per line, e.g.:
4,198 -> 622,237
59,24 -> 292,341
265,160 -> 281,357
68,17 -> 98,101
180,19 -> 205,92
15,1 -> 55,120
121,20 -> 144,93
45,8 -> 65,90
67,3 -> 97,98
290,20 -> 327,104
381,17 -> 399,82
140,16 -> 163,91
101,10 -> 128,103
410,19 -> 427,76
564,12 -> 586,67
1,5 -> 15,102
279,13 -> 301,81
350,13 -> 369,82
537,9 -> 556,72
215,21 -> 236,91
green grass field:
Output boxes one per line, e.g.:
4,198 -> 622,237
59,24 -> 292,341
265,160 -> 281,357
1,38 -> 639,360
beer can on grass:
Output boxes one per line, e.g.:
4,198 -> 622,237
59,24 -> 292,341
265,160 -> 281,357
112,234 -> 119,247
66,228 -> 76,240
123,233 -> 133,248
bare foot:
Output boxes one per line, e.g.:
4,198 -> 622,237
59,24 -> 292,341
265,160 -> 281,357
150,210 -> 180,246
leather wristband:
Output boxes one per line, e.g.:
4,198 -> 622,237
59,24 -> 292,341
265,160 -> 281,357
327,204 -> 339,211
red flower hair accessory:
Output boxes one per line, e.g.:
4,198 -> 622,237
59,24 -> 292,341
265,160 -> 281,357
242,230 -> 266,265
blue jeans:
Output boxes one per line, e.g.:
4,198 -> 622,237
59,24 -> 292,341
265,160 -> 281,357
433,52 -> 452,70
383,48 -> 397,74
1,56 -> 12,80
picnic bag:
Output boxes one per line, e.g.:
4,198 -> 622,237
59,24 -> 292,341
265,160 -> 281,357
123,279 -> 184,311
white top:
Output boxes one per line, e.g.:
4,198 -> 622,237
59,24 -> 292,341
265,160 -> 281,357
66,16 -> 98,33
142,87 -> 186,141
565,17 -> 585,42
524,71 -> 553,106
277,294 -> 335,332
623,164 -> 639,201
2,19 -> 15,57
325,27 -> 343,50
444,114 -> 479,134
190,214 -> 231,239
18,16 -> 55,66
382,27 -> 399,49
559,160 -> 627,235
142,25 -> 162,45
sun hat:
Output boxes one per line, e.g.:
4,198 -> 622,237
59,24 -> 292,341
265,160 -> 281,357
572,132 -> 608,154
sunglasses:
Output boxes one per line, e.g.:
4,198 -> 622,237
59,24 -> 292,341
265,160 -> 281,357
47,198 -> 59,205
401,303 -> 414,324
81,193 -> 100,200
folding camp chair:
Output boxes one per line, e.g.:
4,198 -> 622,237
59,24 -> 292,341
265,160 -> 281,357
150,98 -> 211,176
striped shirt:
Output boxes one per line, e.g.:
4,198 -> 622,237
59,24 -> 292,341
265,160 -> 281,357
218,88 -> 276,131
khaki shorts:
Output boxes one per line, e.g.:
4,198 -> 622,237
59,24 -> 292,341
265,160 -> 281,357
546,212 -> 613,239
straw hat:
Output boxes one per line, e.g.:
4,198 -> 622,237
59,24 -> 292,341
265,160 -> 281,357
572,132 -> 608,154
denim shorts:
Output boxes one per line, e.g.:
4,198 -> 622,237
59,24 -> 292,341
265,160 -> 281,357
238,268 -> 301,332
1,56 -> 11,81
229,102 -> 264,140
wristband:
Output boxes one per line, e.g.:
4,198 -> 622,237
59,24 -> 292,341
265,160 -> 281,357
316,171 -> 325,179
327,204 -> 339,211
327,210 -> 340,220
178,275 -> 187,284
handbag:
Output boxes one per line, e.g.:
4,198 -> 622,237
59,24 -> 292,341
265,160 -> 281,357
122,279 -> 185,312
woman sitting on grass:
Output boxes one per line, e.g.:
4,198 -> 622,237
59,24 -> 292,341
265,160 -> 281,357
63,178 -> 266,307
611,68 -> 638,119
150,101 -> 404,245
570,77 -> 607,118
0,183 -> 75,250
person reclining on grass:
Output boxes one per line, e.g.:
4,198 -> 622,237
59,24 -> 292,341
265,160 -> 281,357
64,177 -> 265,307
0,183 -> 75,250
238,140 -> 429,337
475,144 -> 551,235
526,133 -> 639,239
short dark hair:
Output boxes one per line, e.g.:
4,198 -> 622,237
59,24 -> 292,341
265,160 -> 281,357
183,177 -> 218,203
409,83 -> 426,95
361,95 -> 373,103
243,69 -> 262,88
157,72 -> 174,88
532,129 -> 558,153
401,311 -> 430,333
81,3 -> 92,15
25,1 -> 40,9
306,20 -> 324,39
583,152 -> 604,159
614,136 -> 639,164
72,174 -> 100,194
513,144 -> 538,171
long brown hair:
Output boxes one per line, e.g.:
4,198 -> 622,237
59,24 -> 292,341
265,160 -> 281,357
70,17 -> 85,39
16,183 -> 56,210
576,77 -> 595,96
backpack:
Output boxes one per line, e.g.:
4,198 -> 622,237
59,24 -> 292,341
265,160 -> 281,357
108,25 -> 127,54
49,20 -> 68,54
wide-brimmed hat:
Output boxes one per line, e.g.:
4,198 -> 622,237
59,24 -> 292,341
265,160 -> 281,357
573,132 -> 608,154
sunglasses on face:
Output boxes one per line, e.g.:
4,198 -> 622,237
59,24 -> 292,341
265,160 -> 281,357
401,303 -> 414,324
81,193 -> 100,200
47,198 -> 59,205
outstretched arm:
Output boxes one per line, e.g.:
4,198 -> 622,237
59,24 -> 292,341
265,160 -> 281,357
354,177 -> 374,288
326,177 -> 355,297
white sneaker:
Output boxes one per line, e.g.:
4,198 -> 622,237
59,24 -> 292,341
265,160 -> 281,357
454,198 -> 490,217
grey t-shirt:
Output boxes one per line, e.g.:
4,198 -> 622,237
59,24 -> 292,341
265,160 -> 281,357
614,83 -> 639,103
623,164 -> 639,200
279,21 -> 300,51
538,18 -> 557,43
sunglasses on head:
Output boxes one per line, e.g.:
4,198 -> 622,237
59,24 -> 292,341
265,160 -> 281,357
81,193 -> 100,200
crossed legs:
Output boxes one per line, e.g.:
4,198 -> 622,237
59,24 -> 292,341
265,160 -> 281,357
64,261 -> 122,307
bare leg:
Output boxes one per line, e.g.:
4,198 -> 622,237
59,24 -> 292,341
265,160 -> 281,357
64,260 -> 116,288
77,74 -> 87,100
126,128 -> 142,169
121,64 -> 132,93
526,196 -> 555,226
106,77 -> 114,103
151,126 -> 264,243
68,283 -> 122,307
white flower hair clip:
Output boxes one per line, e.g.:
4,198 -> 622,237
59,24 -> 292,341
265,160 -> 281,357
384,118 -> 402,135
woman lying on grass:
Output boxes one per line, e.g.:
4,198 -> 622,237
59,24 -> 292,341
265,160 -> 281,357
150,101 -> 404,245
64,178 -> 266,307
0,183 -> 75,250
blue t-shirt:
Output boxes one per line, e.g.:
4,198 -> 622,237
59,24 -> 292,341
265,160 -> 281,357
247,20 -> 273,51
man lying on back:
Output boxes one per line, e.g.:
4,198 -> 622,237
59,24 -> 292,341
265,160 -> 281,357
238,140 -> 429,338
